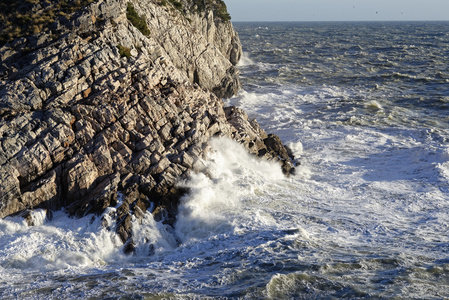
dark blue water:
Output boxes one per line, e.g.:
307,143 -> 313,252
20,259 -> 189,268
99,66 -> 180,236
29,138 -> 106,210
227,21 -> 449,298
234,22 -> 449,130
1,22 -> 449,299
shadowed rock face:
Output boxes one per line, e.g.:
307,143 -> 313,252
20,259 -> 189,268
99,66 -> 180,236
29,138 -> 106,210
0,0 -> 295,250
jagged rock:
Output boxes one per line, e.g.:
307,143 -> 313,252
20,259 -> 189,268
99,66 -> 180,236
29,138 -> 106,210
64,154 -> 99,206
173,151 -> 194,169
149,157 -> 171,175
0,166 -> 22,218
0,0 -> 297,251
263,134 -> 296,175
68,172 -> 120,217
21,168 -> 60,211
213,66 -> 241,99
182,0 -> 242,66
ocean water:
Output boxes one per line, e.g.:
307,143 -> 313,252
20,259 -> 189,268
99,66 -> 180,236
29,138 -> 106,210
1,22 -> 449,299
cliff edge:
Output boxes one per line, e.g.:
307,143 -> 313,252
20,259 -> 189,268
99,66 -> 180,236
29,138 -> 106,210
0,0 -> 295,251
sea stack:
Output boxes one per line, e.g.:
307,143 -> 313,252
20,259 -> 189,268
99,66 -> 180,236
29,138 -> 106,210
0,0 -> 294,248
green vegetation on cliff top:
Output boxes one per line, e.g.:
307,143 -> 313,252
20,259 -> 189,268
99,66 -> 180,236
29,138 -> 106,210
0,0 -> 231,47
126,2 -> 151,36
192,0 -> 231,22
0,0 -> 96,46
168,0 -> 183,11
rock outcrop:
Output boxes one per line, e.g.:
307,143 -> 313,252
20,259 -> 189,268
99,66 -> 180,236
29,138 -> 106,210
0,0 -> 295,250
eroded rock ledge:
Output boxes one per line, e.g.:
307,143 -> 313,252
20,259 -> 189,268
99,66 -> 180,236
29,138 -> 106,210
0,0 -> 295,251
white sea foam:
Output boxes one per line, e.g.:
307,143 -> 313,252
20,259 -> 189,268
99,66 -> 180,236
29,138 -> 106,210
175,137 -> 284,243
365,100 -> 383,111
29,209 -> 47,226
437,161 -> 449,181
3,22 -> 449,299
287,140 -> 303,157
237,51 -> 254,67
0,211 -> 124,272
266,273 -> 307,299
132,211 -> 179,255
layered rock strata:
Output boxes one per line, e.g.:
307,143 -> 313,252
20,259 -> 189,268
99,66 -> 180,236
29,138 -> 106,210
0,0 -> 295,250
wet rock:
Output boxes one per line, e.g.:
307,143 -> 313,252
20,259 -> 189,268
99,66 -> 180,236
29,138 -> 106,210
68,172 -> 120,217
117,214 -> 133,244
264,134 -> 296,175
20,209 -> 50,226
123,240 -> 136,255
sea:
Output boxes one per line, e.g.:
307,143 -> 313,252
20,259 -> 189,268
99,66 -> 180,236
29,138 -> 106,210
1,21 -> 449,299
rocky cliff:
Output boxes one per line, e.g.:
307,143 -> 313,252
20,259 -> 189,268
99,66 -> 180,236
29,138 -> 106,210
0,0 -> 294,251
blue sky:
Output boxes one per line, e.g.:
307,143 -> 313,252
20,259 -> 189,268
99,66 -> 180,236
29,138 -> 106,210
224,0 -> 449,22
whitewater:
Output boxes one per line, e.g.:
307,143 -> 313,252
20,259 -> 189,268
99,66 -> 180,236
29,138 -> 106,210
1,22 -> 449,299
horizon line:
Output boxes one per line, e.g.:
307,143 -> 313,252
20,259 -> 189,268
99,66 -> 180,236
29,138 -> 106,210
231,19 -> 449,23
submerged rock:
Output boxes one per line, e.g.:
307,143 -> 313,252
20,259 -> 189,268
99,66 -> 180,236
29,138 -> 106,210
0,0 -> 296,251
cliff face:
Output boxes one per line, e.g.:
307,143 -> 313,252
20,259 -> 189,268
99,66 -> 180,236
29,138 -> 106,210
0,0 -> 294,250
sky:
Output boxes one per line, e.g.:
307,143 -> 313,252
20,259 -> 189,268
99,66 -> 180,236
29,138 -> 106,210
224,0 -> 449,22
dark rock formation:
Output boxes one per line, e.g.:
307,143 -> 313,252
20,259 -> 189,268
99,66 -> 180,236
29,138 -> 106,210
0,0 -> 295,251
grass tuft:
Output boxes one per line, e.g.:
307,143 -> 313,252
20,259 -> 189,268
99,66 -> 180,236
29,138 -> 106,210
168,0 -> 183,11
126,2 -> 151,36
117,44 -> 132,58
0,0 -> 97,46
192,0 -> 230,22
